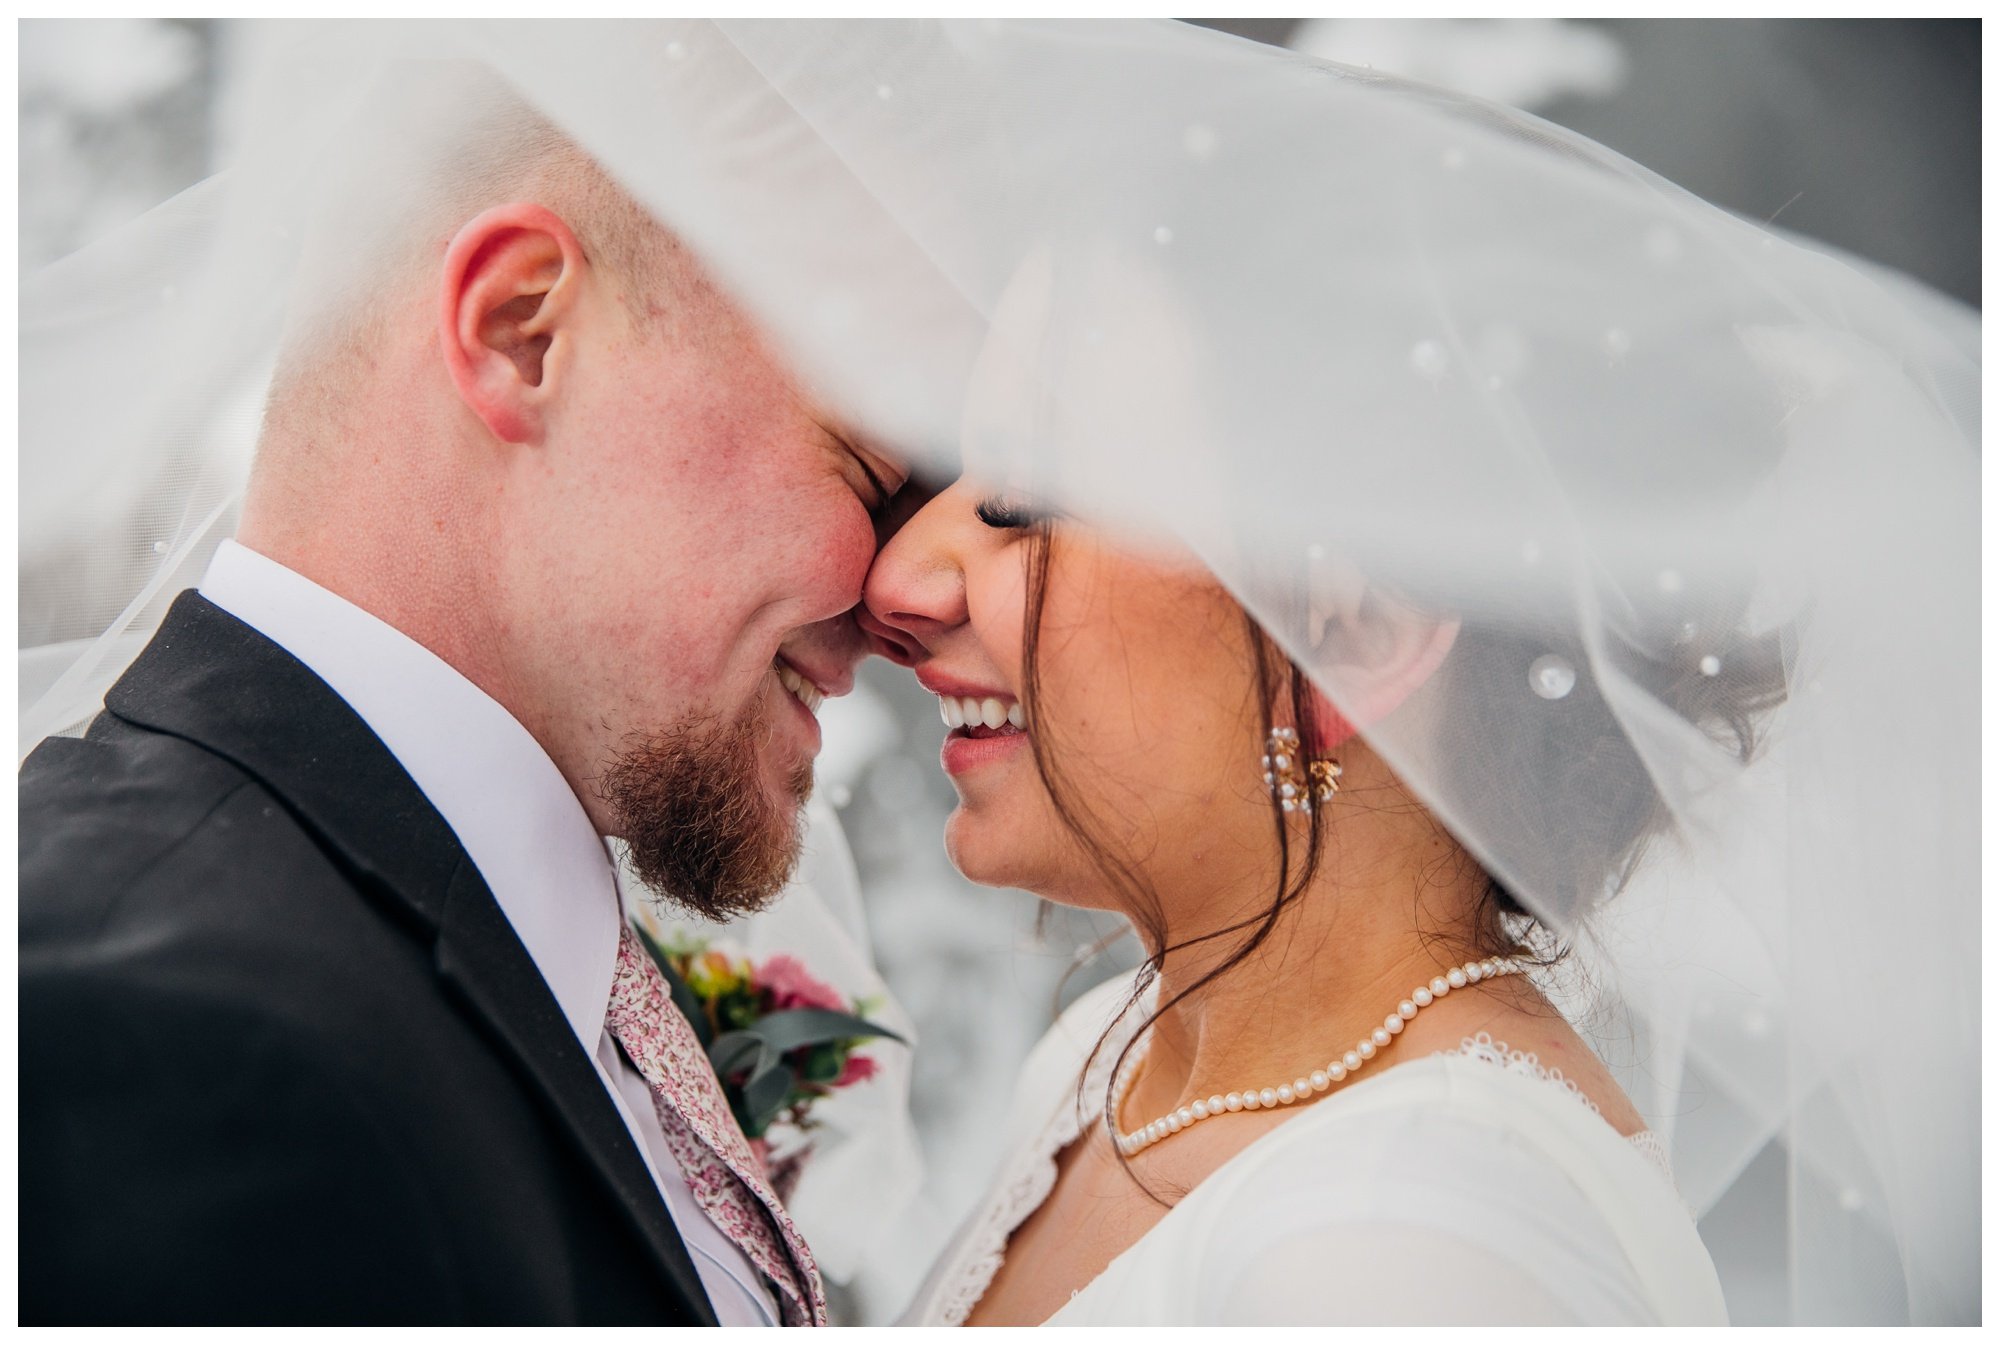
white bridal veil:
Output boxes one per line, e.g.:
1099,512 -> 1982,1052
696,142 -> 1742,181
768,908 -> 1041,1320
19,20 -> 1978,1324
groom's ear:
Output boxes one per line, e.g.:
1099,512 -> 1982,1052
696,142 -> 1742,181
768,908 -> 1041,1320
438,204 -> 586,446
1302,551 -> 1459,751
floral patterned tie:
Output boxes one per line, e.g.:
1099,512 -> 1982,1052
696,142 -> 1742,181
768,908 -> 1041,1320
603,923 -> 827,1327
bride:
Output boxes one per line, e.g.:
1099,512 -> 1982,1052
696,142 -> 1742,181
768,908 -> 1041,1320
864,483 -> 1735,1325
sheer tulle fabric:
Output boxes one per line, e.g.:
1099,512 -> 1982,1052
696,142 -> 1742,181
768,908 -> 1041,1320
19,20 -> 1977,1323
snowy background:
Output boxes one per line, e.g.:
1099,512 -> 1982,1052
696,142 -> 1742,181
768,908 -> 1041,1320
20,17 -> 1979,1326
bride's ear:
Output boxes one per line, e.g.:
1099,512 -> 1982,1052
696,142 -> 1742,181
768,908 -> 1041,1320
1301,552 -> 1459,752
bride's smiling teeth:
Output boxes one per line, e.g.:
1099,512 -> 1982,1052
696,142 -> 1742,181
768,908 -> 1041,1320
775,661 -> 825,714
939,694 -> 1025,731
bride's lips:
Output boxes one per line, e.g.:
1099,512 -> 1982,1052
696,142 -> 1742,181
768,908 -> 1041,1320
918,668 -> 1029,778
941,721 -> 1028,776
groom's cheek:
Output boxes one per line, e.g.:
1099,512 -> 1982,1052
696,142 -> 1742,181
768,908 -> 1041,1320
822,498 -> 882,609
756,501 -> 876,634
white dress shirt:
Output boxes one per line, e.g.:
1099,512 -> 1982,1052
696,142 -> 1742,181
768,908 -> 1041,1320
200,540 -> 778,1326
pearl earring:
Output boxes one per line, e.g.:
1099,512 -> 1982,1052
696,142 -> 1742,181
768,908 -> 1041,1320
1261,725 -> 1341,813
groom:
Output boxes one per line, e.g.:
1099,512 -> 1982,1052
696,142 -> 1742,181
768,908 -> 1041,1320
19,103 -> 904,1324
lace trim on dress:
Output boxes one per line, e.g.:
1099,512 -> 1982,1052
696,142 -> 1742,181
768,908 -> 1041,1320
928,995 -> 1138,1328
1625,1129 -> 1675,1182
1442,1032 -> 1679,1190
1447,1031 -> 1605,1114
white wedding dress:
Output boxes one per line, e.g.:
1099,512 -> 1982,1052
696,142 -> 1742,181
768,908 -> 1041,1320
903,975 -> 1727,1326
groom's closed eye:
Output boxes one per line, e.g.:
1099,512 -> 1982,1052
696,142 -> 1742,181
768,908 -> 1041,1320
825,428 -> 910,520
847,453 -> 892,514
871,471 -> 941,550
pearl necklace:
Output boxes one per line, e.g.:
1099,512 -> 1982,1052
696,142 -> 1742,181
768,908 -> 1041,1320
1108,956 -> 1526,1157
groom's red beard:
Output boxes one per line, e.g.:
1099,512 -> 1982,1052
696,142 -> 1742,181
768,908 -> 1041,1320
597,708 -> 814,923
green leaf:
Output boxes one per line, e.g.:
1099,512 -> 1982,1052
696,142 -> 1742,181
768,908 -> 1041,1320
743,1061 -> 794,1133
801,1043 -> 843,1084
742,1007 -> 906,1054
701,1006 -> 904,1138
708,1030 -> 769,1081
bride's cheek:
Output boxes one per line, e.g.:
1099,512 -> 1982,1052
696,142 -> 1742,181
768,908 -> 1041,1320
969,560 -> 1030,686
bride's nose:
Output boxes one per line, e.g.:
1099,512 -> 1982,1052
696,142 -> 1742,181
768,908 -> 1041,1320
861,501 -> 967,667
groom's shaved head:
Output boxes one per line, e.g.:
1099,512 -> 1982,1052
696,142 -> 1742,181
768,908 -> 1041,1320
263,71 -> 692,430
237,61 -> 889,930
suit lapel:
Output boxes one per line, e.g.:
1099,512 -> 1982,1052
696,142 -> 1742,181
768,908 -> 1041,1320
105,592 -> 718,1323
434,861 -> 722,1325
107,590 -> 462,929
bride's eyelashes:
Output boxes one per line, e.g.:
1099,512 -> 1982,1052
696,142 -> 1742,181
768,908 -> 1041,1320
974,496 -> 1050,530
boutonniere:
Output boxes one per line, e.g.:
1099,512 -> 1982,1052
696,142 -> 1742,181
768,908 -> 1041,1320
633,925 -> 903,1191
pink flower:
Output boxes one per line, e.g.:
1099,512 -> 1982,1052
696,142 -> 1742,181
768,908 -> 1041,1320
834,1054 -> 878,1088
757,953 -> 846,1012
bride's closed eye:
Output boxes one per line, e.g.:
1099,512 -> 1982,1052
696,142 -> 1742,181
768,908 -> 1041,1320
974,496 -> 1051,530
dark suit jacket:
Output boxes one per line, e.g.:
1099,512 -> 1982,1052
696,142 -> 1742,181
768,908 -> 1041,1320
20,592 -> 720,1325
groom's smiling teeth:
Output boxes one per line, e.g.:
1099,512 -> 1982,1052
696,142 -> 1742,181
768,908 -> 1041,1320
939,694 -> 1025,731
775,661 -> 825,714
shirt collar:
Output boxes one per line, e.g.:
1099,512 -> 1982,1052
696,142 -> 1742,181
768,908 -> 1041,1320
198,539 -> 619,1054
